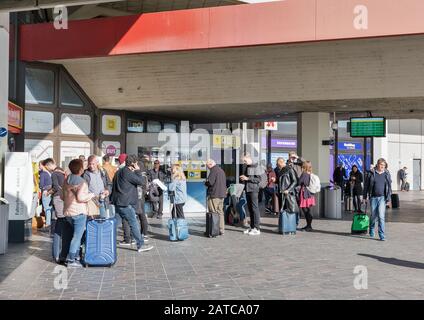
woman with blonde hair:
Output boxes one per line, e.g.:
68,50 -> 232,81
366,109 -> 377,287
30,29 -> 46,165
168,164 -> 187,219
297,161 -> 316,232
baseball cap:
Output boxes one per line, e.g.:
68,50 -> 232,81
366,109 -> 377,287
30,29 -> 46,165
118,153 -> 128,165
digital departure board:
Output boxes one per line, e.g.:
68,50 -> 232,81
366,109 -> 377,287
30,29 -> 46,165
350,117 -> 386,138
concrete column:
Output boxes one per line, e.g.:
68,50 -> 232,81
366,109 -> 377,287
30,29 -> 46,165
298,112 -> 331,184
0,13 -> 9,197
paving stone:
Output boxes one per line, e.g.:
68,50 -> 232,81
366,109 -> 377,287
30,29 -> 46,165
1,192 -> 424,300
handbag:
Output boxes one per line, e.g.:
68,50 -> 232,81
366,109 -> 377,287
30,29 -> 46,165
87,198 -> 101,217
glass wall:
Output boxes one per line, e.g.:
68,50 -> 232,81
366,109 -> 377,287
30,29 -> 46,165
24,63 -> 95,164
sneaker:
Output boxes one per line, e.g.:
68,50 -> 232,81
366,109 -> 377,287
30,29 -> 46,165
380,237 -> 386,241
243,228 -> 252,235
156,215 -> 163,219
67,261 -> 83,268
248,228 -> 261,236
137,245 -> 154,253
118,240 -> 135,247
143,235 -> 149,240
369,232 -> 375,238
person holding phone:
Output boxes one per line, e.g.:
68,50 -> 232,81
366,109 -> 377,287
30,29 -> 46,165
111,155 -> 153,253
240,153 -> 262,236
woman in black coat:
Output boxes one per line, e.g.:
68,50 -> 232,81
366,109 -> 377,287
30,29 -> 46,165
349,165 -> 364,213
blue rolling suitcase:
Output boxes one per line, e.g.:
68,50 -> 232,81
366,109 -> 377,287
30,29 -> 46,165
278,210 -> 297,235
83,217 -> 117,267
168,193 -> 189,241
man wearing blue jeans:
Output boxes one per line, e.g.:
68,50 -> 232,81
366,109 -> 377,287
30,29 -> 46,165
111,155 -> 153,253
40,158 -> 57,230
363,158 -> 392,241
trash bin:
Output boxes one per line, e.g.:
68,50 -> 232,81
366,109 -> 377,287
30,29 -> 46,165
0,197 -> 9,255
324,186 -> 342,219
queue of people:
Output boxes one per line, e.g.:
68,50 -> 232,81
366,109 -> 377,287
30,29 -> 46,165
32,150 -> 393,268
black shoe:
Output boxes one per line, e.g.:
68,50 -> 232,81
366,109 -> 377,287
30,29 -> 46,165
301,226 -> 313,232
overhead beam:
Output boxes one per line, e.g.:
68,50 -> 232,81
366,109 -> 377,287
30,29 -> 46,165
0,0 -> 126,12
69,4 -> 132,20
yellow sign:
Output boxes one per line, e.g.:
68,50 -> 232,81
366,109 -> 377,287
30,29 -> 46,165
233,136 -> 241,149
213,135 -> 222,149
106,117 -> 117,130
188,171 -> 201,180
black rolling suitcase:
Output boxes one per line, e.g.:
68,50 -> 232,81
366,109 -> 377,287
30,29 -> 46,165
391,194 -> 400,209
205,196 -> 220,237
205,212 -> 220,238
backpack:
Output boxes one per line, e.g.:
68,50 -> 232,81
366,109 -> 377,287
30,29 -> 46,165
307,173 -> 321,194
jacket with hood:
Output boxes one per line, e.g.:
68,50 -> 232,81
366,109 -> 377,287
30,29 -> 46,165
63,174 -> 95,217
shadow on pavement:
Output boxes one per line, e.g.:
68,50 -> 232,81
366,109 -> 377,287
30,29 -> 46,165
358,254 -> 424,269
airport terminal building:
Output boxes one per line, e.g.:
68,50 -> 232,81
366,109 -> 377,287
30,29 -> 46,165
2,0 -> 424,205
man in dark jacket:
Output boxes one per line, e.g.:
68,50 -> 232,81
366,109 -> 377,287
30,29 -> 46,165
398,167 -> 407,191
205,159 -> 227,236
147,160 -> 166,219
240,153 -> 262,236
333,163 -> 347,199
111,155 -> 154,252
363,158 -> 392,241
135,159 -> 149,239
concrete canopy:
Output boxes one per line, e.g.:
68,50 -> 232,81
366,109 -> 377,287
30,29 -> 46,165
49,35 -> 424,122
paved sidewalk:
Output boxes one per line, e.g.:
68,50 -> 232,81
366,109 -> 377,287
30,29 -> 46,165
0,214 -> 423,300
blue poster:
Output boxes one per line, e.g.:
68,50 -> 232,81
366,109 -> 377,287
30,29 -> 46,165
337,154 -> 364,177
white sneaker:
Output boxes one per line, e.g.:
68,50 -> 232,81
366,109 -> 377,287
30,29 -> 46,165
243,228 -> 252,235
137,245 -> 154,253
248,228 -> 261,236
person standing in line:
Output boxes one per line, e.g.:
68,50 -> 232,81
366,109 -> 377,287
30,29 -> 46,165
111,155 -> 154,252
51,165 -> 67,262
79,155 -> 88,171
274,157 -> 286,215
240,153 -> 262,236
112,153 -> 132,245
264,163 -> 277,215
63,159 -> 95,268
102,155 -> 118,183
287,151 -> 304,180
277,158 -> 299,223
333,163 -> 347,200
39,158 -> 56,231
297,161 -> 317,232
399,166 -> 408,192
168,164 -> 187,219
205,159 -> 227,236
147,160 -> 166,219
117,153 -> 128,169
83,155 -> 111,218
349,165 -> 364,213
363,158 -> 392,241
135,158 -> 149,240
